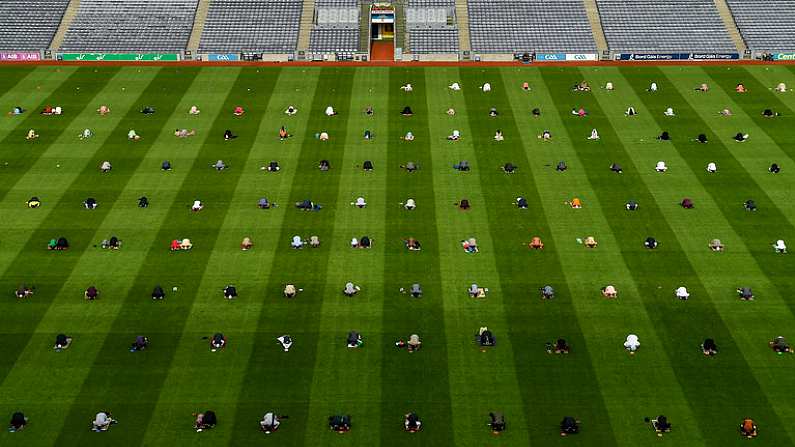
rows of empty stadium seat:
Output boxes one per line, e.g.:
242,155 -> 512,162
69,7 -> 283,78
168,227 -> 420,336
409,28 -> 459,53
726,0 -> 795,51
0,0 -> 69,50
199,0 -> 302,53
597,0 -> 735,52
60,0 -> 197,51
308,28 -> 359,52
467,0 -> 596,53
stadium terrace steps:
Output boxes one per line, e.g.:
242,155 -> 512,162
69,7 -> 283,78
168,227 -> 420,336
581,0 -> 608,55
359,3 -> 370,52
48,0 -> 80,51
712,0 -> 748,54
455,0 -> 471,52
187,0 -> 211,53
297,0 -> 316,51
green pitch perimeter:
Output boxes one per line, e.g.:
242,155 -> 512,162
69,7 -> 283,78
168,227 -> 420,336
0,64 -> 793,447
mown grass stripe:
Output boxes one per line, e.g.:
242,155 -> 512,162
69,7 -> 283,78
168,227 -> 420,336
0,67 -> 154,391
0,67 -> 233,447
227,67 -> 354,446
585,65 -> 795,445
301,67 -> 389,446
49,66 -> 271,446
500,69 -> 648,445
139,68 -> 319,446
542,66 -> 790,446
0,67 -> 120,201
379,67 -> 455,447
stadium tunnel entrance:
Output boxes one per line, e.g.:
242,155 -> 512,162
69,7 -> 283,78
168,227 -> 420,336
369,3 -> 395,61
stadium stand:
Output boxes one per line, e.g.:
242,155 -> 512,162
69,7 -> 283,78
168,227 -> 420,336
406,0 -> 460,53
0,0 -> 70,51
60,0 -> 198,51
725,0 -> 795,51
596,0 -> 736,52
309,0 -> 359,53
199,0 -> 302,53
467,0 -> 596,53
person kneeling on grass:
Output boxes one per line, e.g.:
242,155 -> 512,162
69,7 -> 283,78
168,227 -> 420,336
489,412 -> 506,432
560,416 -> 579,436
740,418 -> 758,438
347,331 -> 363,348
15,285 -> 33,299
549,338 -> 569,354
84,197 -> 98,209
277,334 -> 293,352
650,415 -> 671,436
27,196 -> 41,208
223,284 -> 237,300
404,412 -> 422,432
516,197 -> 528,209
737,287 -> 754,300
260,412 -> 281,433
194,410 -> 217,432
396,334 -> 422,352
343,282 -> 360,297
702,338 -> 718,356
624,334 -> 639,354
770,336 -> 792,353
709,239 -> 724,252
152,285 -> 165,300
477,327 -> 495,347
601,285 -> 617,298
329,415 -> 351,432
54,333 -> 72,351
9,411 -> 27,432
130,336 -> 149,352
92,411 -> 116,432
210,333 -> 226,351
85,286 -> 99,301
540,285 -> 555,299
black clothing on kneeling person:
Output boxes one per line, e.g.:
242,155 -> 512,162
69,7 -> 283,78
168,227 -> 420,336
626,200 -> 639,211
10,411 -> 27,431
556,161 -> 567,172
653,415 -> 671,432
644,237 -> 658,249
744,200 -> 757,211
329,415 -> 351,432
503,162 -> 516,173
702,338 -> 718,355
319,159 -> 330,171
359,236 -> 371,248
560,416 -> 579,435
161,160 -> 172,171
401,106 -> 413,116
223,285 -> 237,299
131,336 -> 149,351
610,163 -> 622,173
84,197 -> 97,209
363,160 -> 374,171
769,163 -> 780,174
138,196 -> 149,208
516,197 -> 528,209
478,330 -> 495,346
697,134 -> 707,143
657,131 -> 670,141
152,285 -> 165,300
223,129 -> 237,140
489,412 -> 505,432
458,199 -> 470,210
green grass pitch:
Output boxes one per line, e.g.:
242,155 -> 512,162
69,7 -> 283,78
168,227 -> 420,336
0,64 -> 793,447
